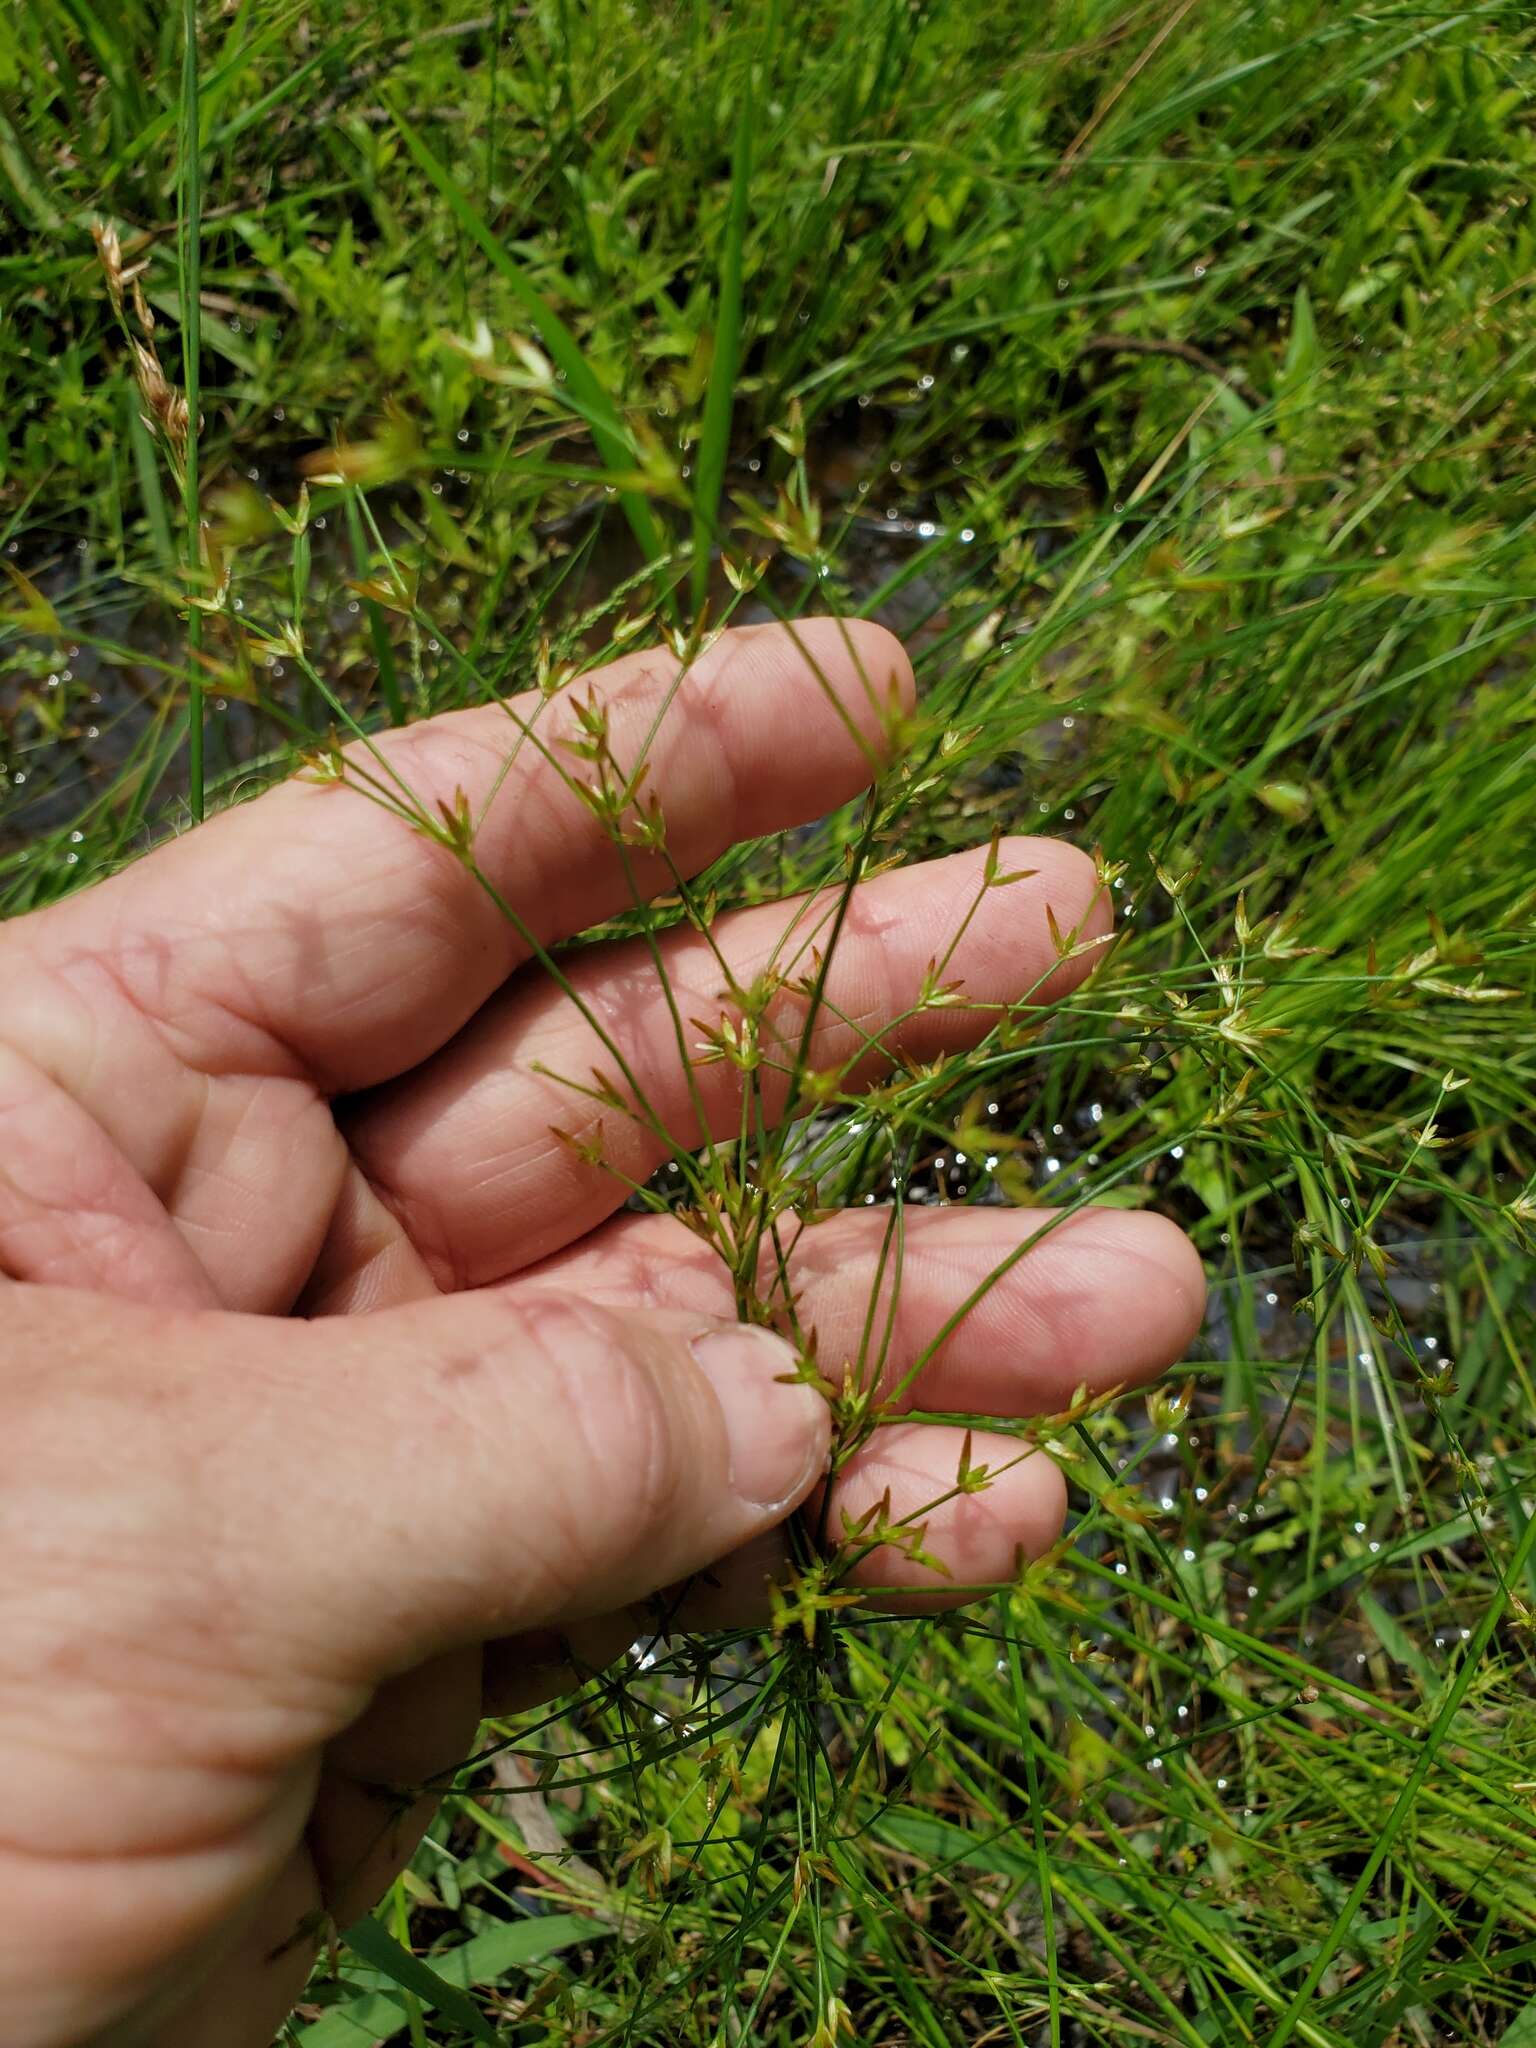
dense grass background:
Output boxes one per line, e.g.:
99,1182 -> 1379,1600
5,2 -> 1536,2043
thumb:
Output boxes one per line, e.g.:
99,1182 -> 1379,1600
0,1287 -> 825,2045
209,1287 -> 827,1681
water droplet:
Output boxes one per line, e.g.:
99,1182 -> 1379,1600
1170,1145 -> 1184,1159
68,829 -> 83,844
916,520 -> 937,539
959,527 -> 975,542
456,427 -> 469,443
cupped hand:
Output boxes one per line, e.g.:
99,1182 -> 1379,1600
0,622 -> 1203,2045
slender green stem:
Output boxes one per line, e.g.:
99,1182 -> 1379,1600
178,0 -> 203,820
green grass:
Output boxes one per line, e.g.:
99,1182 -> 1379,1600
5,2 -> 1536,2043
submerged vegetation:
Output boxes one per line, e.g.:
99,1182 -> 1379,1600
4,2 -> 1536,2042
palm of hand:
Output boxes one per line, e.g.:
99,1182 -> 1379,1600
0,624 -> 1201,2044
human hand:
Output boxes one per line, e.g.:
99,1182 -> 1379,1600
0,621 -> 1203,2044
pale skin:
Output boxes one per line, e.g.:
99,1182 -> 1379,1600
0,620 -> 1204,2045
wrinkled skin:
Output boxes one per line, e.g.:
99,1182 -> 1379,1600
0,623 -> 1204,2044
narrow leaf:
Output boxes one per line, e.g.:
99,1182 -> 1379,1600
691,64 -> 754,610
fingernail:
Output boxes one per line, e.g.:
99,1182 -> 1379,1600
690,1325 -> 827,1511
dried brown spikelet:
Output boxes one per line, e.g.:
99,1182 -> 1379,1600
91,218 -> 125,312
91,217 -> 195,475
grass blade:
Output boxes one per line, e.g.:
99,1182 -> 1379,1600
338,1915 -> 499,2048
690,54 -> 753,612
177,0 -> 203,820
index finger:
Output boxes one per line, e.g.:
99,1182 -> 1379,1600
20,620 -> 912,1095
